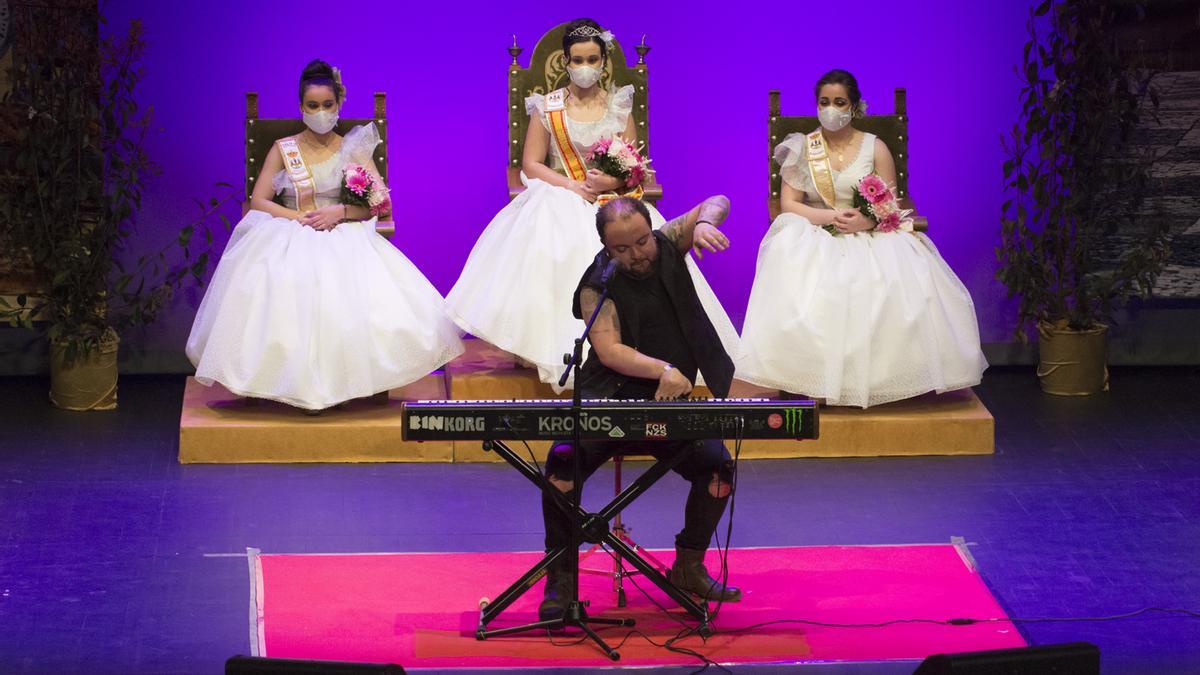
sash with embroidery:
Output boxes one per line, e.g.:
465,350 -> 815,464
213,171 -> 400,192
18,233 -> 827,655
804,129 -> 838,209
277,137 -> 318,213
544,89 -> 589,183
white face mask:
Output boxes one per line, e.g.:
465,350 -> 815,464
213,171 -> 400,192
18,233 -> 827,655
818,106 -> 852,132
567,64 -> 602,89
303,109 -> 338,135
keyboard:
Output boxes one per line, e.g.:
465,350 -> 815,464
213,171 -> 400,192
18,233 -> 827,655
401,398 -> 818,441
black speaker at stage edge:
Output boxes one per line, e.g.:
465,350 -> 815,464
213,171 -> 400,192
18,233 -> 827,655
226,655 -> 405,674
913,642 -> 1100,674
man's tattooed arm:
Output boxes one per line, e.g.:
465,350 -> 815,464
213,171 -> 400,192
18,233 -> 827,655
659,195 -> 732,256
579,287 -> 620,340
578,286 -> 683,382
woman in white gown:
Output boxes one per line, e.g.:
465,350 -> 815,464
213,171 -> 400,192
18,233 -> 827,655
186,60 -> 464,411
446,18 -> 739,389
735,69 -> 986,408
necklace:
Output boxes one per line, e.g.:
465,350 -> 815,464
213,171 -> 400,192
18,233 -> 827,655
567,92 -> 606,114
824,131 -> 854,164
301,130 -> 334,150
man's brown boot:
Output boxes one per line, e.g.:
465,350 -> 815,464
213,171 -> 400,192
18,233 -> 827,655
669,546 -> 742,602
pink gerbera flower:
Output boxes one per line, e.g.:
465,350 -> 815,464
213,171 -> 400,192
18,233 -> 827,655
877,212 -> 901,233
589,138 -> 612,159
345,170 -> 370,196
626,165 -> 645,187
859,174 -> 891,205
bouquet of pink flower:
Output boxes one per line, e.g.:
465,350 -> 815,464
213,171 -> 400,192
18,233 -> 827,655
835,173 -> 913,235
586,135 -> 652,188
340,163 -> 392,218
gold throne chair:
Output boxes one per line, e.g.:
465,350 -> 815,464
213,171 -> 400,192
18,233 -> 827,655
243,92 -> 395,238
505,24 -> 662,204
767,88 -> 928,232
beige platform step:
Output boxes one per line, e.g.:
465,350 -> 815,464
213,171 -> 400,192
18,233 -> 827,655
445,338 -> 568,401
738,388 -> 992,458
178,375 -> 452,463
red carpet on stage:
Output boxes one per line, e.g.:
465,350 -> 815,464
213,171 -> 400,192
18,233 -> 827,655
248,544 -> 1025,668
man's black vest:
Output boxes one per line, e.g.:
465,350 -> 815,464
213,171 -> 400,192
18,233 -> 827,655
571,230 -> 734,399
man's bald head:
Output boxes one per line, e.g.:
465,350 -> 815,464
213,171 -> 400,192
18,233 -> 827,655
595,197 -> 652,243
596,197 -> 658,279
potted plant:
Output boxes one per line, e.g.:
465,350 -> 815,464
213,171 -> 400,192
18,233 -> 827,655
996,0 -> 1171,395
0,11 -> 233,409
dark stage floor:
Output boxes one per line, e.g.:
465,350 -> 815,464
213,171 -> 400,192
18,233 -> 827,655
1,368 -> 1198,674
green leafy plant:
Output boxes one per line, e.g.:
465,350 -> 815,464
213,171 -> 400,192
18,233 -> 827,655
996,0 -> 1171,341
0,11 -> 236,364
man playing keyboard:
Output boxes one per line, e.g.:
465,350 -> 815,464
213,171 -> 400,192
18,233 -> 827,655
539,195 -> 742,622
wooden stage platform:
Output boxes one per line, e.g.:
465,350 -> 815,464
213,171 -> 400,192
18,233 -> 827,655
179,340 -> 993,464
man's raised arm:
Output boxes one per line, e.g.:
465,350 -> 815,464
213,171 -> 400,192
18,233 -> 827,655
658,195 -> 731,259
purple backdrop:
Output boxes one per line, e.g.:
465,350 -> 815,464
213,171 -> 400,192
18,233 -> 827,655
104,1 -> 1031,367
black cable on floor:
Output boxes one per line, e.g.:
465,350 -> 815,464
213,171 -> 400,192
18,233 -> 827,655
713,606 -> 1200,635
590,420 -> 747,673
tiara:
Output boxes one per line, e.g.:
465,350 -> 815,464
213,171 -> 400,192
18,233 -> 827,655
567,26 -> 614,45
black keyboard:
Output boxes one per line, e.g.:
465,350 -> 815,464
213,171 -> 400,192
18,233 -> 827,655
401,398 -> 818,441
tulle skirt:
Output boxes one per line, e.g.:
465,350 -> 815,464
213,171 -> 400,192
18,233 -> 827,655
186,211 -> 464,410
735,213 -> 987,408
446,178 -> 740,390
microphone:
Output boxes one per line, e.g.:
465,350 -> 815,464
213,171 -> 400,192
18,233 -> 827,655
600,258 -> 618,286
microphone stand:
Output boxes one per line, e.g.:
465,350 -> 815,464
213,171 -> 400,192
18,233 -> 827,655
548,260 -> 630,659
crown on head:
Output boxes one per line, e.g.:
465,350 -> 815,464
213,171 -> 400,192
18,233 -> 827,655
567,25 -> 614,45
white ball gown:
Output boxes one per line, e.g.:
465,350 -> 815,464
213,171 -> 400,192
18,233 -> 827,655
445,85 -> 740,390
186,123 -> 464,410
735,131 -> 987,408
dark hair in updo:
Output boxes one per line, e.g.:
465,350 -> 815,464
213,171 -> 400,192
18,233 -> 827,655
562,18 -> 609,63
299,59 -> 344,104
815,69 -> 864,115
596,197 -> 651,242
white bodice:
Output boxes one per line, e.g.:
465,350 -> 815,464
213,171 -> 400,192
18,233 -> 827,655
774,131 -> 877,208
272,123 -> 383,209
525,85 -> 635,174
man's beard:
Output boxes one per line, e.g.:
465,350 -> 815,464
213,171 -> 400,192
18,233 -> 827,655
619,256 -> 657,280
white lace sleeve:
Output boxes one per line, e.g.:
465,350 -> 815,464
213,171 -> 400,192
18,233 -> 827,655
774,133 -> 815,193
341,122 -> 382,167
525,93 -> 546,116
525,93 -> 550,131
610,84 -> 634,120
